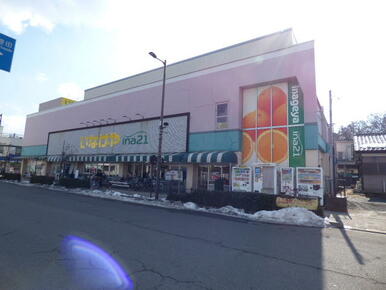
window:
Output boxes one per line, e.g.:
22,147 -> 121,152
216,103 -> 228,129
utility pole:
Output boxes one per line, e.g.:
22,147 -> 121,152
329,90 -> 336,196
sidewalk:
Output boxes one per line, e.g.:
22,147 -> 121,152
325,193 -> 386,233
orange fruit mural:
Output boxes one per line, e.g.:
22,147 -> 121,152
256,86 -> 288,128
257,88 -> 271,127
242,131 -> 255,163
272,86 -> 288,126
242,83 -> 290,165
256,128 -> 288,164
242,111 -> 256,129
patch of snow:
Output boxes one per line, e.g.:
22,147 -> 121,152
251,207 -> 327,228
183,202 -> 199,210
133,194 -> 142,198
213,206 -> 247,216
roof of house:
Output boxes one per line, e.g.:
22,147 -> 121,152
353,134 -> 386,152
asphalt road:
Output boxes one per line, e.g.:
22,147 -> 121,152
1,182 -> 385,290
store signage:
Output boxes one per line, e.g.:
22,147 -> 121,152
276,196 -> 319,210
0,33 -> 16,72
289,126 -> 305,167
232,166 -> 252,192
122,131 -> 149,145
288,81 -> 304,125
47,115 -> 188,156
80,133 -> 121,149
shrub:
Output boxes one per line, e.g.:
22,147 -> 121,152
58,177 -> 90,188
167,191 -> 277,213
0,173 -> 21,181
30,175 -> 55,185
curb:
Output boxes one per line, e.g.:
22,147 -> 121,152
327,221 -> 386,235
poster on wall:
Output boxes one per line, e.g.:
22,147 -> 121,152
280,167 -> 294,194
165,170 -> 183,181
241,80 -> 305,167
296,167 -> 324,205
231,167 -> 252,192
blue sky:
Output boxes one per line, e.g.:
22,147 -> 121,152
0,0 -> 385,134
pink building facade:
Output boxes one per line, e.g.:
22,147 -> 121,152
21,29 -> 331,192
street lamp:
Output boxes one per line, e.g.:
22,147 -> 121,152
149,51 -> 166,200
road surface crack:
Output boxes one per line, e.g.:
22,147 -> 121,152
131,259 -> 210,290
122,220 -> 386,286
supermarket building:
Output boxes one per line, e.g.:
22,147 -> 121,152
21,29 -> 331,192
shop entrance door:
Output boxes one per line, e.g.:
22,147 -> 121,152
198,165 -> 209,190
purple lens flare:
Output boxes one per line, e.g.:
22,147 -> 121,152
63,235 -> 134,289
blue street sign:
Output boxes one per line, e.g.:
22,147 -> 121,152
0,33 -> 16,72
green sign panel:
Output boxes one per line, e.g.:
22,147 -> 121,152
289,125 -> 305,167
288,80 -> 305,167
288,81 -> 304,125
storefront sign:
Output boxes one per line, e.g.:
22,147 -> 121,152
288,81 -> 304,125
232,166 -> 252,192
289,126 -> 305,167
276,196 -> 319,210
47,115 -> 188,156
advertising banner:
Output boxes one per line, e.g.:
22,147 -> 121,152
276,196 -> 319,210
242,80 -> 305,167
47,115 -> 188,156
231,167 -> 252,192
280,167 -> 295,194
296,167 -> 324,205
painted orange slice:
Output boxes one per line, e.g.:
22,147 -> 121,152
256,129 -> 288,164
242,132 -> 254,164
242,111 -> 256,129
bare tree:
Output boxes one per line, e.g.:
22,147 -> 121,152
337,113 -> 386,140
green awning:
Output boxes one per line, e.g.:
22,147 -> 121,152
182,151 -> 239,163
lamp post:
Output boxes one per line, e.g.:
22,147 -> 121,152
149,51 -> 166,200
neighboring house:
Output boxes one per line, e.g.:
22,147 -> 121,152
0,125 -> 23,173
335,139 -> 358,186
354,134 -> 386,193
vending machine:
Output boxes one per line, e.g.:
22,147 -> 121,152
231,166 -> 253,192
280,167 -> 295,194
253,163 -> 277,194
296,167 -> 324,205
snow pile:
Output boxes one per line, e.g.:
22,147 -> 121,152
183,202 -> 199,210
252,207 -> 328,228
212,206 -> 248,217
